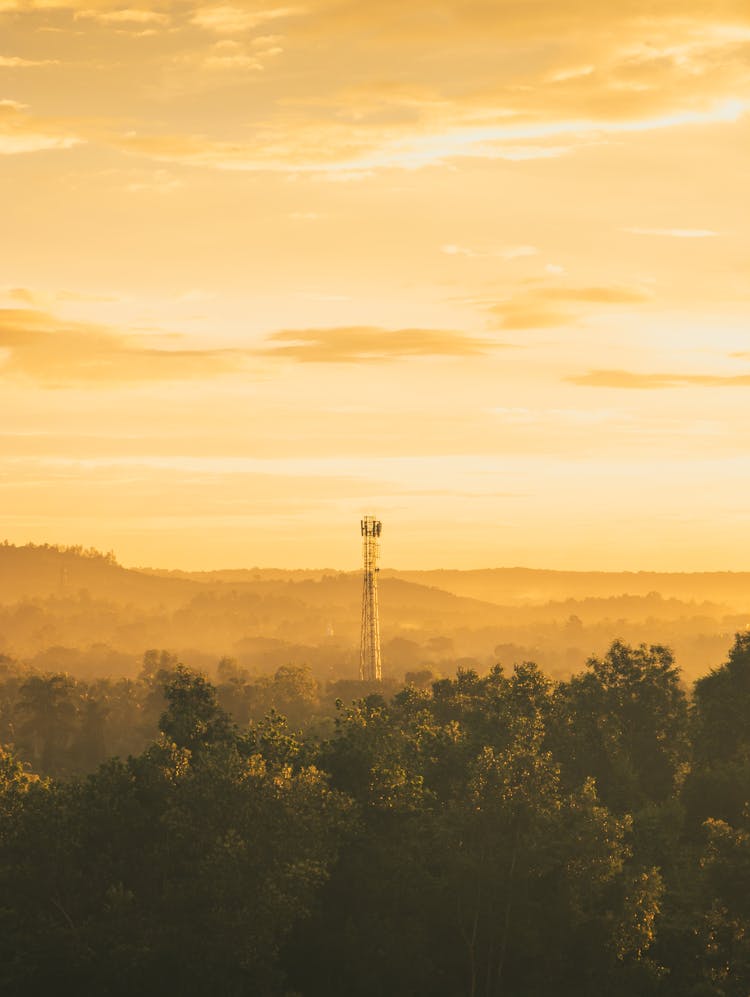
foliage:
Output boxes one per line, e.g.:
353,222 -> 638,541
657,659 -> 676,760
1,637 -> 750,995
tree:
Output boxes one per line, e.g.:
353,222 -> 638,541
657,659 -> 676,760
0,744 -> 43,829
553,641 -> 689,813
159,665 -> 233,753
14,674 -> 78,777
292,667 -> 663,997
0,698 -> 352,995
692,815 -> 750,995
684,633 -> 750,827
692,632 -> 750,764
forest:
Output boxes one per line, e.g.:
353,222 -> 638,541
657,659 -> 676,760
3,630 -> 750,996
3,541 -> 750,683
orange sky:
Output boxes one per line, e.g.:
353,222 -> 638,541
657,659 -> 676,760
1,0 -> 749,570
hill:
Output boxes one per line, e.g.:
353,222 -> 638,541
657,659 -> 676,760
380,567 -> 750,610
0,542 -> 746,683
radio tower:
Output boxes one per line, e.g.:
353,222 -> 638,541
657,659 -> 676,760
360,515 -> 382,681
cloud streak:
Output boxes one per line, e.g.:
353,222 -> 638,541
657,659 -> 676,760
625,227 -> 719,238
190,4 -> 304,34
0,309 -> 510,382
74,8 -> 169,26
0,99 -> 80,154
441,244 -> 539,260
0,55 -> 59,67
261,326 -> 509,362
568,369 -> 750,389
0,309 -> 253,385
2,3 -> 749,174
488,284 -> 649,330
106,98 -> 747,173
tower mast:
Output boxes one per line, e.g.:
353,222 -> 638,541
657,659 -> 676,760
360,515 -> 382,681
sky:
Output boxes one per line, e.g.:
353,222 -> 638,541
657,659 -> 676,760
1,0 -> 749,571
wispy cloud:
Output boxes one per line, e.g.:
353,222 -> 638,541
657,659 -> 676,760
547,287 -> 648,304
190,5 -> 304,34
102,89 -> 747,173
4,287 -> 118,306
261,326 -> 509,362
7,2 -> 745,175
0,98 -> 80,154
0,308 -> 254,385
0,55 -> 59,67
202,39 -> 265,71
568,369 -> 750,389
74,8 -> 169,26
0,309 -> 513,381
488,284 -> 649,329
625,227 -> 719,238
441,244 -> 539,260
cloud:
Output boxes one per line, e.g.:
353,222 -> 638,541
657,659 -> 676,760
441,243 -> 539,260
543,286 -> 648,304
3,286 -> 118,305
567,369 -> 750,389
0,55 -> 59,66
9,2 -> 743,175
0,98 -> 80,154
74,8 -> 169,25
190,5 -> 304,34
0,308 -> 255,385
261,326 -> 508,362
490,304 -> 571,330
547,65 -> 595,83
0,310 -> 510,381
624,227 -> 719,238
488,284 -> 649,329
105,95 -> 747,173
202,39 -> 265,71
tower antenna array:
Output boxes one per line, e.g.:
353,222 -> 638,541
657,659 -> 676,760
360,515 -> 382,681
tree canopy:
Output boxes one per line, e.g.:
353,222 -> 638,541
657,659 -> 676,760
1,638 -> 749,995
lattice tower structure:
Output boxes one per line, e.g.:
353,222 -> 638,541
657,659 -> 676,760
360,516 -> 382,681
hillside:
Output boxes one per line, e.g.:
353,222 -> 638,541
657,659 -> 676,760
380,567 -> 750,610
0,543 -> 746,682
0,542 -> 198,607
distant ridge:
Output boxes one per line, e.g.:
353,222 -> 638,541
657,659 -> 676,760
5,544 -> 750,611
0,542 -> 197,606
380,568 -> 750,610
1,542 -> 747,682
144,563 -> 750,611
